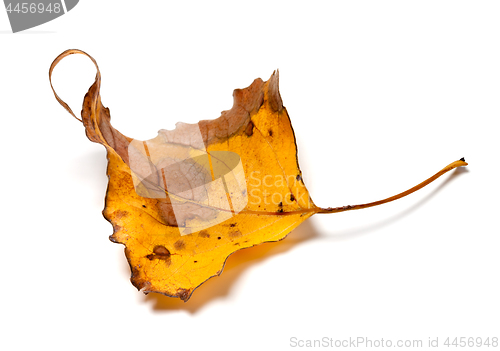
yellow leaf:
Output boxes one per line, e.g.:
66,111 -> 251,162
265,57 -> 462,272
49,49 -> 467,301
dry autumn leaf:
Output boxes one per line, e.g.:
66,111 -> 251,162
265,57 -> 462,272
49,49 -> 467,301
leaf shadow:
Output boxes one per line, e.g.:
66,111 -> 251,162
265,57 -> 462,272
70,149 -> 468,311
143,218 -> 320,313
143,166 -> 468,312
323,166 -> 470,241
68,148 -> 321,312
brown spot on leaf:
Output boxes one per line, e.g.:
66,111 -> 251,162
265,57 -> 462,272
198,230 -> 210,238
174,239 -> 186,250
268,129 -> 273,137
146,246 -> 172,265
230,223 -> 236,227
245,121 -> 254,136
177,288 -> 191,302
229,230 -> 242,238
113,210 -> 128,219
153,245 -> 170,257
290,194 -> 295,202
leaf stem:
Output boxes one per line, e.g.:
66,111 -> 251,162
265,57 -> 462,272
134,158 -> 468,219
316,158 -> 468,214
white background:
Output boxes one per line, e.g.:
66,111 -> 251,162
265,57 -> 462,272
1,1 -> 499,350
